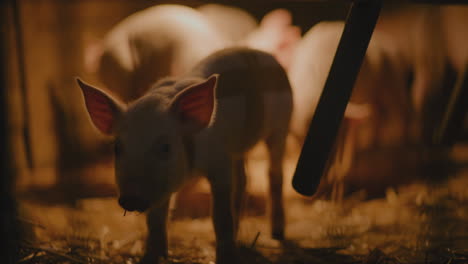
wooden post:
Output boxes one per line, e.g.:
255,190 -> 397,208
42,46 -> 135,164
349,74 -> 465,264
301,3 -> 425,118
11,0 -> 33,169
1,0 -> 19,262
434,64 -> 468,146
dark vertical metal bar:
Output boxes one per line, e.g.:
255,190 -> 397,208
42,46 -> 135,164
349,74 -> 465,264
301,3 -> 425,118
434,64 -> 468,146
11,0 -> 33,169
292,0 -> 382,196
1,0 -> 19,263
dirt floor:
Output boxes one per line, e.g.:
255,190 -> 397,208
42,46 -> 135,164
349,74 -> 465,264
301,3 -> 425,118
15,145 -> 468,264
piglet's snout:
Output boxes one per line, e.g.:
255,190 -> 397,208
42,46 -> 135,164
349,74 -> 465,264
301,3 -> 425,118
118,195 -> 150,212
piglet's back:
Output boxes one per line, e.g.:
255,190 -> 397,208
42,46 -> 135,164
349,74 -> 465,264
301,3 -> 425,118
191,48 -> 293,153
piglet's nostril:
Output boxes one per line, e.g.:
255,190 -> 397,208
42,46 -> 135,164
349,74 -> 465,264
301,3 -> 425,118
118,195 -> 150,212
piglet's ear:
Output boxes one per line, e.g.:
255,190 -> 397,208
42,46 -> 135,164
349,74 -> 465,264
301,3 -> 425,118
170,74 -> 218,133
76,78 -> 124,135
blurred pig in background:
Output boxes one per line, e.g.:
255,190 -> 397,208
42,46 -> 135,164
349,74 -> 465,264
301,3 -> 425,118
373,4 -> 451,145
288,20 -> 414,200
197,3 -> 258,44
84,4 -> 301,103
198,4 -> 301,70
288,4 -> 461,199
243,8 -> 301,71
84,4 -> 228,103
289,20 -> 416,152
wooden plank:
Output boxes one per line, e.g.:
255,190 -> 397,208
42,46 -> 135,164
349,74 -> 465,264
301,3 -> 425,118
11,0 -> 33,169
1,0 -> 20,263
434,64 -> 468,146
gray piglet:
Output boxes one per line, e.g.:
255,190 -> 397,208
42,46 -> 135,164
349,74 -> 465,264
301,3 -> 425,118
78,47 -> 292,264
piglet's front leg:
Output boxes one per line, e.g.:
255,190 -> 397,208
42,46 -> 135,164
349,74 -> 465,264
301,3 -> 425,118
208,164 -> 237,264
140,201 -> 169,264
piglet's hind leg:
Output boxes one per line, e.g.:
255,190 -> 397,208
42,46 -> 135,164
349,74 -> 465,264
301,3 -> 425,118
266,133 -> 286,240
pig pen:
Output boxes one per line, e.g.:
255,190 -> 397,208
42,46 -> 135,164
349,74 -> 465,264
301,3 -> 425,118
2,0 -> 468,264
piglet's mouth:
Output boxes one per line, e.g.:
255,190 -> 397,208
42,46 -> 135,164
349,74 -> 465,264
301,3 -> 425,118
118,195 -> 150,212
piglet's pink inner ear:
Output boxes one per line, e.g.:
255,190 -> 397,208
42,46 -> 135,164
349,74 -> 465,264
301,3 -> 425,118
76,78 -> 123,135
170,74 -> 218,132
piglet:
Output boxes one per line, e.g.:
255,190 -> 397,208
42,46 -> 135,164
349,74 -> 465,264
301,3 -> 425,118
77,47 -> 292,264
243,9 -> 301,71
197,3 -> 258,43
288,12 -> 448,151
85,4 -> 228,103
288,21 -> 415,199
